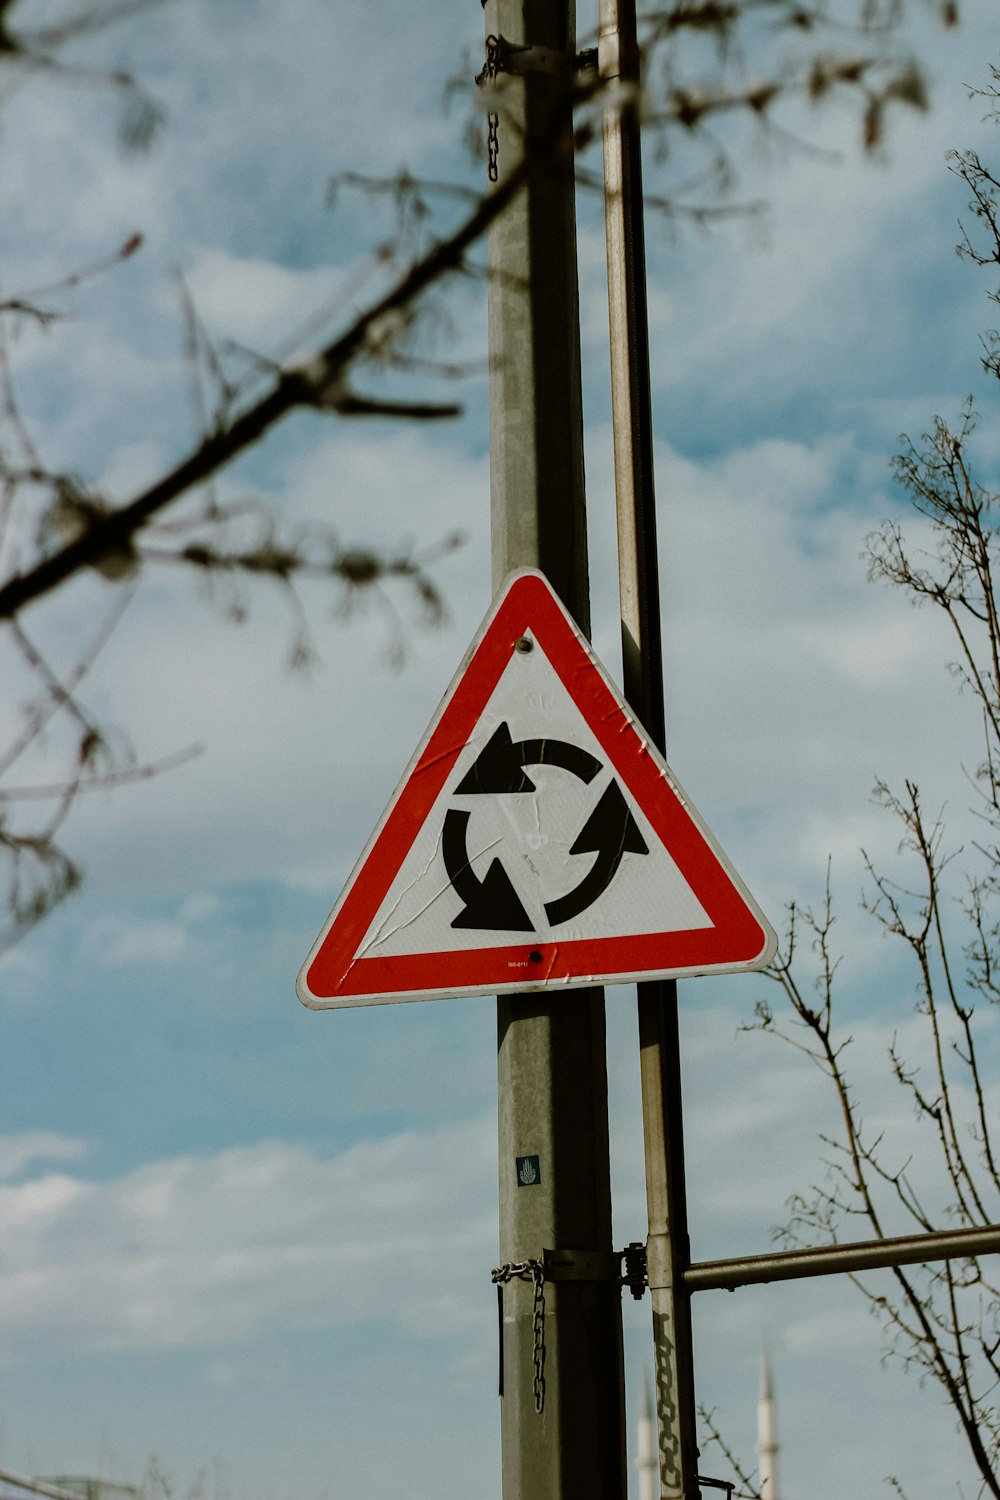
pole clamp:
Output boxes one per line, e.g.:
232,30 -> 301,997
475,37 -> 600,182
544,1246 -> 618,1281
476,37 -> 596,82
545,1244 -> 648,1296
496,41 -> 571,77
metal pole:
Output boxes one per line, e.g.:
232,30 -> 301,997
483,1 -> 627,1497
0,1474 -> 92,1500
599,2 -> 700,1496
684,1223 -> 1000,1292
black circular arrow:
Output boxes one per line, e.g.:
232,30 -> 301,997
443,807 -> 534,931
445,722 -> 648,931
543,778 -> 648,927
455,722 -> 601,795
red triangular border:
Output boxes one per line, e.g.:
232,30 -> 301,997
297,569 -> 776,1008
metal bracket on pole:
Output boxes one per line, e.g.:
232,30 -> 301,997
620,1240 -> 648,1300
544,1246 -> 619,1281
499,41 -> 571,76
476,37 -> 586,86
546,1242 -> 650,1301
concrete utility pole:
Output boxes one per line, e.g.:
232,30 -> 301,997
483,0 -> 626,1496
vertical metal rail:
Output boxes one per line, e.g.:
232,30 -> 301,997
484,0 -> 627,1494
599,2 -> 701,1496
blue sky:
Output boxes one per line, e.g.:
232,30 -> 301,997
2,1 -> 1000,1497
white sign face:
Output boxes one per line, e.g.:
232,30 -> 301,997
359,631 -> 713,960
297,569 -> 776,1009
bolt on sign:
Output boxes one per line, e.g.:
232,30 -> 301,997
296,569 -> 776,1008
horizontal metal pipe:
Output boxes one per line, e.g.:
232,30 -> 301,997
0,1472 -> 94,1500
682,1224 -> 1000,1293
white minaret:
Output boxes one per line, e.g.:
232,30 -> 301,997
757,1346 -> 780,1500
637,1369 -> 657,1500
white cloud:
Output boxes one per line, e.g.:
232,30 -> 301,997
178,249 -> 366,352
0,1119 -> 497,1354
0,1133 -> 90,1181
97,917 -> 191,966
178,891 -> 221,923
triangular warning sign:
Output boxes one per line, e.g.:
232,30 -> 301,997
297,569 -> 776,1009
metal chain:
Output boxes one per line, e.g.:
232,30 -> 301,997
529,1263 -> 545,1411
476,34 -> 501,182
491,1258 -> 546,1412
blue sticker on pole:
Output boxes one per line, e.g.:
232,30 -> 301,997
516,1154 -> 541,1186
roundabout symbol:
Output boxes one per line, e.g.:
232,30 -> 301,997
442,721 -> 649,931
